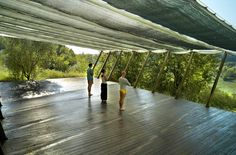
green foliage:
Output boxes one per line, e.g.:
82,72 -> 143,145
181,54 -> 219,101
0,48 -> 9,81
1,36 -> 236,112
73,54 -> 97,74
0,37 -> 80,80
36,53 -> 98,80
36,69 -> 82,80
98,52 -> 236,111
98,53 -> 219,100
222,66 -> 236,81
40,45 -> 77,72
93,52 -> 116,79
0,41 -> 5,51
2,37 -> 56,80
0,64 -> 10,81
199,88 -> 236,111
217,78 -> 236,95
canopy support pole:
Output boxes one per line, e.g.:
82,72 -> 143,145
0,97 -> 4,119
0,96 -> 2,106
97,51 -> 111,78
93,50 -> 103,70
108,51 -> 122,80
0,121 -> 7,143
152,51 -> 170,93
206,52 -> 227,107
175,52 -> 194,99
134,51 -> 151,88
0,109 -> 4,120
124,51 -> 134,72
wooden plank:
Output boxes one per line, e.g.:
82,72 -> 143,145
1,78 -> 236,154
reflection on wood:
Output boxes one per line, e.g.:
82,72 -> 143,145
1,78 -> 236,154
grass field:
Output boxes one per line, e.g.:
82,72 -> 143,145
0,66 -> 10,81
217,78 -> 236,95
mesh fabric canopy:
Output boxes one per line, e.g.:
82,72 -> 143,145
0,0 -> 235,54
104,0 -> 236,52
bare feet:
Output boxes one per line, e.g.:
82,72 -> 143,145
120,108 -> 125,111
101,100 -> 107,104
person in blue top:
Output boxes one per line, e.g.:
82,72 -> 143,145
87,63 -> 94,97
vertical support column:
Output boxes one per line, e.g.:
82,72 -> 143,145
93,50 -> 103,70
97,51 -> 111,78
0,111 -> 3,120
175,52 -> 194,99
152,51 -> 170,93
206,52 -> 227,107
0,95 -> 6,144
0,144 -> 4,155
0,96 -> 3,120
0,121 -> 7,143
0,96 -> 2,107
108,51 -> 122,80
124,51 -> 134,72
134,51 -> 151,88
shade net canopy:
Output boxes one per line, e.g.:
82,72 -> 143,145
104,0 -> 236,52
0,0 -> 235,54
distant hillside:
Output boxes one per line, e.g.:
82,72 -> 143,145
227,55 -> 236,62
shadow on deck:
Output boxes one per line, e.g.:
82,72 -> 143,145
1,78 -> 236,154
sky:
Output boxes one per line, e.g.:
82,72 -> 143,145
70,0 -> 236,54
66,45 -> 99,55
200,0 -> 236,27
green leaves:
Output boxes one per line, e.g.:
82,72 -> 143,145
3,37 -> 56,80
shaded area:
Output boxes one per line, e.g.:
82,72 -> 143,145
0,78 -> 89,102
1,0 -> 234,53
0,80 -> 61,102
1,78 -> 236,154
104,0 -> 236,51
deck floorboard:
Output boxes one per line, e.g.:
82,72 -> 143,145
1,78 -> 236,154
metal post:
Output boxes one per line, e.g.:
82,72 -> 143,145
0,121 -> 7,143
0,110 -> 3,120
175,52 -> 194,99
93,50 -> 103,70
206,52 -> 227,107
0,96 -> 2,107
124,51 -> 134,72
152,51 -> 170,93
108,51 -> 122,80
134,51 -> 151,88
0,96 -> 3,119
97,52 -> 112,78
0,144 -> 4,155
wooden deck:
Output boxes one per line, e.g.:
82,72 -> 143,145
1,78 -> 236,154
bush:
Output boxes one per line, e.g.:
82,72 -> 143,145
36,69 -> 83,80
199,88 -> 236,111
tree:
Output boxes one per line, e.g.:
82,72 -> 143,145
223,67 -> 236,81
101,52 -> 219,102
3,38 -> 56,80
40,45 -> 77,72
